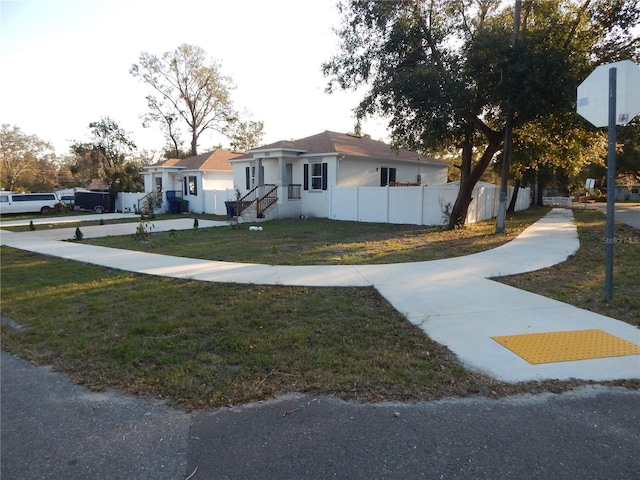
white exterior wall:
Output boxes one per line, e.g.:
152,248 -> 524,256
181,172 -> 203,213
337,159 -> 379,187
230,155 -> 451,220
202,171 -> 233,191
337,157 -> 448,187
232,159 -> 275,194
298,155 -> 337,218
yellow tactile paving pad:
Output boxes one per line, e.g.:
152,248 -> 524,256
491,329 -> 640,365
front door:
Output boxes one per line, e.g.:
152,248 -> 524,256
286,164 -> 293,185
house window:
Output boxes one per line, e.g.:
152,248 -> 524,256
380,167 -> 396,186
304,162 -> 328,191
245,166 -> 252,190
632,187 -> 639,194
245,165 -> 265,190
184,176 -> 197,196
311,163 -> 323,190
155,177 -> 162,192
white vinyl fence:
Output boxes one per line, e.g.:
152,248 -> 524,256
330,183 -> 530,226
542,196 -> 572,207
116,192 -> 147,213
203,189 -> 237,215
116,190 -> 237,215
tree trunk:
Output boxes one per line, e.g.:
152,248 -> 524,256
190,132 -> 198,156
448,131 -> 503,229
507,177 -> 521,213
448,124 -> 474,228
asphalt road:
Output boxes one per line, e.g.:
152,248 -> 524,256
2,351 -> 639,480
580,202 -> 640,229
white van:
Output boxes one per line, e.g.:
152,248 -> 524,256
0,192 -> 60,215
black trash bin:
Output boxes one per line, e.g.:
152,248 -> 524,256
225,201 -> 237,217
167,201 -> 179,214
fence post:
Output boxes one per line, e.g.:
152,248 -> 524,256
420,185 -> 425,225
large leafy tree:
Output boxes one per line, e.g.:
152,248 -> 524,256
507,113 -> 608,208
131,44 -> 240,156
324,0 -> 639,228
70,118 -> 142,205
614,118 -> 640,183
0,124 -> 57,192
229,119 -> 265,151
582,117 -> 640,189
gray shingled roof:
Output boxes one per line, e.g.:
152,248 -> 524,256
237,131 -> 445,164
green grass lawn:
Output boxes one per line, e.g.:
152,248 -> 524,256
1,207 -> 638,410
496,208 -> 640,326
83,208 -> 551,265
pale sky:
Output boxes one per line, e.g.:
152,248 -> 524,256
0,0 -> 389,157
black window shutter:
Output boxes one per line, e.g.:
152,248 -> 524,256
245,167 -> 250,190
322,162 -> 328,190
380,167 -> 388,186
304,164 -> 309,190
184,177 -> 188,195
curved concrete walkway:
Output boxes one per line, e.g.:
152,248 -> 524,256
1,209 -> 638,383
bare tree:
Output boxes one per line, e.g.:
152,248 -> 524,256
131,44 -> 238,156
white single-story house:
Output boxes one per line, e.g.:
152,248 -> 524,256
615,184 -> 640,202
142,149 -> 245,213
229,130 -> 450,219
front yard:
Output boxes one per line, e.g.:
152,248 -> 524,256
1,207 -> 638,409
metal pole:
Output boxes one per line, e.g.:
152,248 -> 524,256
604,67 -> 617,302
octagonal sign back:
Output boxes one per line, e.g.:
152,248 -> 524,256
577,60 -> 640,128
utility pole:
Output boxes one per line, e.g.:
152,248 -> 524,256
496,0 -> 522,233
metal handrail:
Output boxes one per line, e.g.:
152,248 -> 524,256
257,185 -> 278,217
138,191 -> 162,214
237,184 -> 277,217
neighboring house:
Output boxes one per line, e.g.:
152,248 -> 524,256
229,130 -> 449,219
142,149 -> 245,214
614,184 -> 640,202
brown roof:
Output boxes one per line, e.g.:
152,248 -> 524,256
244,131 -> 444,164
154,149 -> 245,171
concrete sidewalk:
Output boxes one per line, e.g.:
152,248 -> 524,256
1,209 -> 638,383
0,212 -> 140,227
